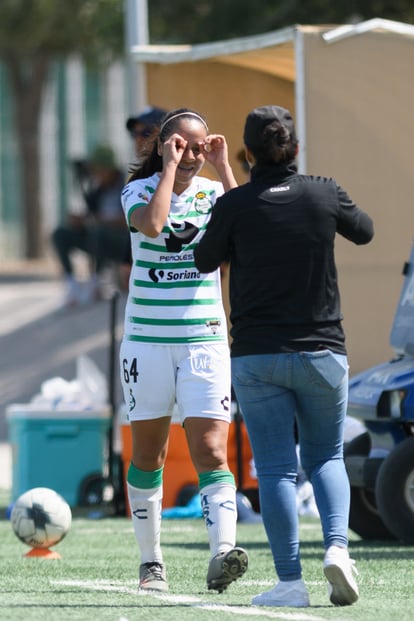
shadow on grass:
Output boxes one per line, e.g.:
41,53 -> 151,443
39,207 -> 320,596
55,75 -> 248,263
163,534 -> 414,560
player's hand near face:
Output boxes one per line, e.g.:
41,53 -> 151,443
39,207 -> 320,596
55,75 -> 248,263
202,134 -> 228,166
202,134 -> 237,191
162,133 -> 188,167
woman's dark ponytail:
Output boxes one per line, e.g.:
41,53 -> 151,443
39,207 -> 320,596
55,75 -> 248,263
251,120 -> 297,166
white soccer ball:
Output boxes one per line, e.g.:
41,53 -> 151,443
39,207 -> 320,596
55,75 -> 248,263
11,487 -> 72,549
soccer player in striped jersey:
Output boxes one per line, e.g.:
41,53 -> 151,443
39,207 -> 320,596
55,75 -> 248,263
120,108 -> 248,594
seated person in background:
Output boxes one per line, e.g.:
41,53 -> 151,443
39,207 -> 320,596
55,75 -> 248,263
52,144 -> 129,307
126,106 -> 167,161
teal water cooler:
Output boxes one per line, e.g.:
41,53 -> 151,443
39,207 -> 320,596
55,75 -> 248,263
6,404 -> 111,507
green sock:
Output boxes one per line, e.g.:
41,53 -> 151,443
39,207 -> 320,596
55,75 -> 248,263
127,462 -> 163,489
198,469 -> 235,490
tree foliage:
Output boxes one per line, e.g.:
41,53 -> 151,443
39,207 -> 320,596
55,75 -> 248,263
149,0 -> 414,44
1,0 -> 414,257
0,0 -> 124,61
0,0 -> 124,258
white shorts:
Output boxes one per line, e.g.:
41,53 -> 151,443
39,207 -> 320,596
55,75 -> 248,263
119,340 -> 231,424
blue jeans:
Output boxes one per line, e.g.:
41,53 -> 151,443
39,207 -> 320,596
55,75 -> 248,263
232,350 -> 350,581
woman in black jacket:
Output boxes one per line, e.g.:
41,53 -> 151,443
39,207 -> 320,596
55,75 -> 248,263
195,105 -> 374,608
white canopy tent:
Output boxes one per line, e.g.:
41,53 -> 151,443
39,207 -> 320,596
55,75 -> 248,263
128,19 -> 414,372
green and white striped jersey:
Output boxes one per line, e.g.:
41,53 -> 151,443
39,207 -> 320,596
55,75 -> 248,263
121,173 -> 228,344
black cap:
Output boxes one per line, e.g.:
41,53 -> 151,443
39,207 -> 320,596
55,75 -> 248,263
126,106 -> 167,132
243,105 -> 296,148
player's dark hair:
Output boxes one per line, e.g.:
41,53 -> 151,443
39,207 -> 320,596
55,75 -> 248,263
127,108 -> 208,181
248,120 -> 297,166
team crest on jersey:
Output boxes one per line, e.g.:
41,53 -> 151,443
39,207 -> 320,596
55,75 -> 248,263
194,191 -> 213,214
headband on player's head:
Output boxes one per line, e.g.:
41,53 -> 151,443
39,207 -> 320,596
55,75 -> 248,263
160,112 -> 208,134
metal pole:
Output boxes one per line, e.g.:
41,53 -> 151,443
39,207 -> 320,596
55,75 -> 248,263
107,290 -> 126,515
124,0 -> 149,114
295,27 -> 307,174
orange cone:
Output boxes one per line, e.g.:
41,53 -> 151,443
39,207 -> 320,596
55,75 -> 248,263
24,548 -> 62,559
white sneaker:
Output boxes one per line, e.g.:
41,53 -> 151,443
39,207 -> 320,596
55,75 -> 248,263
78,278 -> 102,305
139,562 -> 168,592
323,545 -> 359,606
63,278 -> 81,308
252,579 -> 310,607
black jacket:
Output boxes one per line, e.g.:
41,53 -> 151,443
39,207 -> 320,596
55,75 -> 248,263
194,163 -> 374,357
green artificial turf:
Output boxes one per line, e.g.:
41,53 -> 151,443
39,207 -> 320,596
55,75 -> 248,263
1,489 -> 413,621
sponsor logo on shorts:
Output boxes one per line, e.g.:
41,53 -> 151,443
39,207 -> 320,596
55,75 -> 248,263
128,389 -> 136,412
191,355 -> 212,371
206,319 -> 221,334
220,395 -> 230,411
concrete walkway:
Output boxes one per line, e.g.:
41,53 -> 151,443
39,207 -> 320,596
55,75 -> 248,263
0,258 -> 127,494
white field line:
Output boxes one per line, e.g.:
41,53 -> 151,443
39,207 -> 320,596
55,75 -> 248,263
51,579 -> 338,620
51,579 -> 138,595
186,605 -> 327,620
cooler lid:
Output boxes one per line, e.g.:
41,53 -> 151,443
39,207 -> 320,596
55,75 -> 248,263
6,404 -> 112,419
